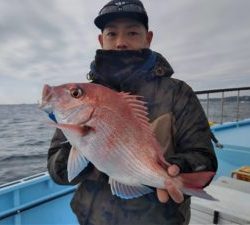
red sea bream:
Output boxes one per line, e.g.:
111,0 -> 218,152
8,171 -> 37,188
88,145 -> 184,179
40,83 -> 215,200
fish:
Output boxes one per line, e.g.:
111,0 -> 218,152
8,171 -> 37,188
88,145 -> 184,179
40,83 -> 216,200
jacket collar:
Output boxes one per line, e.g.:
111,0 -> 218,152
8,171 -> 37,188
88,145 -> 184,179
89,49 -> 174,91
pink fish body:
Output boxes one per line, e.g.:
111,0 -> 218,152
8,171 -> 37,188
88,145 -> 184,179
41,83 -> 215,200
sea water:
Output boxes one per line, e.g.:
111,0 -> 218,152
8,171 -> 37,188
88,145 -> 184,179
0,104 -> 54,185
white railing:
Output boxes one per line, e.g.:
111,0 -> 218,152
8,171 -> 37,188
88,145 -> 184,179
195,87 -> 250,124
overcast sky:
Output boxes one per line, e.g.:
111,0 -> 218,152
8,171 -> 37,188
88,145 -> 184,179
0,0 -> 250,104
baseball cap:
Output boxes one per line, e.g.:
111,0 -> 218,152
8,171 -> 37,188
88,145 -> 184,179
94,0 -> 148,30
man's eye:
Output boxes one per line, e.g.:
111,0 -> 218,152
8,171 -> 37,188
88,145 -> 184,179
106,32 -> 116,37
128,32 -> 139,36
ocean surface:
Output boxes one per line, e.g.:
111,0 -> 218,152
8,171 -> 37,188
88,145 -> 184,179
0,99 -> 249,185
0,104 -> 54,185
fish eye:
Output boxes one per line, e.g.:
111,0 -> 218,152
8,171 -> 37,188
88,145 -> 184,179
70,88 -> 84,98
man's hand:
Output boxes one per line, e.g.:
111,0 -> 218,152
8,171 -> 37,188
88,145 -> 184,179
156,164 -> 184,203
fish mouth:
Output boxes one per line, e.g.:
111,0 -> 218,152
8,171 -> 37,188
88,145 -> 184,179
40,84 -> 53,109
39,94 -> 58,123
39,84 -> 56,121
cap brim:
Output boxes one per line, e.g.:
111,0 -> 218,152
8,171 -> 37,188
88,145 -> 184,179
94,12 -> 148,30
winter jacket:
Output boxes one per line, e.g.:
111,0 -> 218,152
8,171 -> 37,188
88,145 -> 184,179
47,49 -> 218,225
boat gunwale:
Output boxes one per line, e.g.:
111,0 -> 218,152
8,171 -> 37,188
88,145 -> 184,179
211,118 -> 250,131
0,172 -> 50,193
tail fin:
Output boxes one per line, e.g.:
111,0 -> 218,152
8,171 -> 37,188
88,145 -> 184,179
180,171 -> 215,189
182,187 -> 217,201
180,171 -> 217,201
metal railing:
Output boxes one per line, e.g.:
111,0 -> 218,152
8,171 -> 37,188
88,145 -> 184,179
195,87 -> 250,124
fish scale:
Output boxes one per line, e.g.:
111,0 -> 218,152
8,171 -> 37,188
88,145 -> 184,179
76,116 -> 167,189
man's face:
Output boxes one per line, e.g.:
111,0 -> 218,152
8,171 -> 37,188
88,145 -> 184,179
98,18 -> 153,50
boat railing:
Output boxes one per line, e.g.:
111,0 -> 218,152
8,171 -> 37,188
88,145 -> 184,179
195,87 -> 250,124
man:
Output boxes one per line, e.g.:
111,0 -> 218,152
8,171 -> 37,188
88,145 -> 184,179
47,0 -> 218,224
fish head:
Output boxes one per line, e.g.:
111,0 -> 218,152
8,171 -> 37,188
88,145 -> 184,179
40,83 -> 96,124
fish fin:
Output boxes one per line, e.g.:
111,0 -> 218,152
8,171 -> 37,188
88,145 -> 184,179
180,171 -> 215,189
109,178 -> 153,199
67,146 -> 89,182
182,187 -> 218,201
49,122 -> 94,136
119,92 -> 152,134
179,171 -> 217,201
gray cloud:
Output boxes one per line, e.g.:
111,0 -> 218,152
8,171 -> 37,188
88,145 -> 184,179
0,0 -> 250,104
147,0 -> 250,90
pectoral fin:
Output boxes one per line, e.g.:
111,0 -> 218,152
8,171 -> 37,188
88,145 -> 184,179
67,146 -> 89,182
109,178 -> 153,199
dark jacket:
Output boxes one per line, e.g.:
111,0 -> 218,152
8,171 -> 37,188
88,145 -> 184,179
47,49 -> 217,225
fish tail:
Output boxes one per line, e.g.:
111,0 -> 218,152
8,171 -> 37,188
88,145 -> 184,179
180,171 -> 215,189
179,171 -> 217,200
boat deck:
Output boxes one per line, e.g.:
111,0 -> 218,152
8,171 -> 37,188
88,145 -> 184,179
190,119 -> 250,224
213,119 -> 250,148
212,119 -> 250,178
190,176 -> 250,224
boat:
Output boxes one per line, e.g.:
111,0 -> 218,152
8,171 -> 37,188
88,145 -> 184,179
190,119 -> 250,224
0,87 -> 250,225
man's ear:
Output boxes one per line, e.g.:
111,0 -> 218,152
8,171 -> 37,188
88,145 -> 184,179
98,34 -> 104,48
146,31 -> 153,47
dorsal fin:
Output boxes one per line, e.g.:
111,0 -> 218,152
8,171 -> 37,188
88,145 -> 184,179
119,92 -> 153,134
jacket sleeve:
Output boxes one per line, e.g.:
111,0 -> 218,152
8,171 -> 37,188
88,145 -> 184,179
167,81 -> 218,177
47,128 -> 94,185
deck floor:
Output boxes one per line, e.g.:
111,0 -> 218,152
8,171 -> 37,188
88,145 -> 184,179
190,177 -> 250,224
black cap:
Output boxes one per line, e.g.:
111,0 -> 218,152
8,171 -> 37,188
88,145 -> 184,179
94,0 -> 148,31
